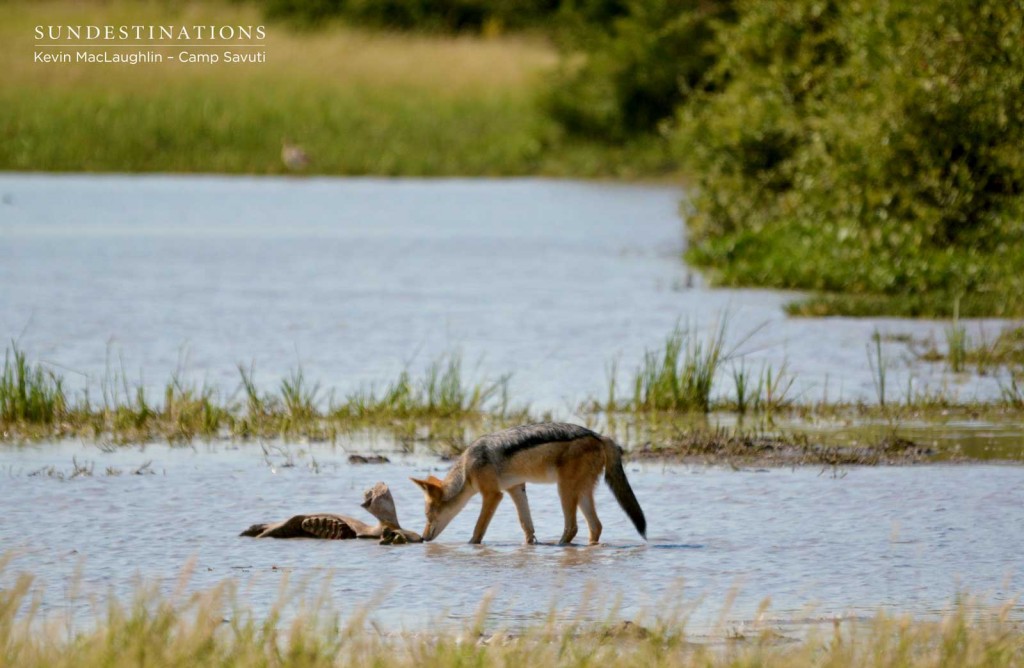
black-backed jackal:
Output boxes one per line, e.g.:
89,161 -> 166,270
411,423 -> 646,544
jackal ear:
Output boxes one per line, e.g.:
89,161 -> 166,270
426,475 -> 444,486
410,476 -> 443,497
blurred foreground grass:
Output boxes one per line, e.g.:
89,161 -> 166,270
2,561 -> 1021,667
0,0 -> 671,177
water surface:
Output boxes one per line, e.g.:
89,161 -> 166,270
1,174 -> 1020,632
1,443 -> 1020,631
0,174 -> 1012,411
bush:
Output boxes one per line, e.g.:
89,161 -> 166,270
673,0 -> 1024,315
261,0 -> 561,32
545,0 -> 735,141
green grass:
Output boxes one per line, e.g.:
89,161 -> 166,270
625,321 -> 728,413
911,320 -> 1024,376
785,288 -> 1024,320
0,344 -> 527,444
867,330 -> 889,408
0,0 -> 674,178
0,343 -> 67,425
959,325 -> 1024,375
728,361 -> 795,417
1001,374 -> 1024,409
1,563 -> 1020,667
663,0 -> 1024,319
945,299 -> 969,373
337,355 -> 512,421
5,330 -> 1024,460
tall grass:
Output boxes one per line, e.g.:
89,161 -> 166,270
867,330 -> 888,408
0,343 -> 66,425
162,376 -> 233,441
1,565 -> 1020,667
280,367 -> 320,421
0,344 -> 522,443
5,334 -> 1024,445
1001,373 -> 1024,409
631,321 -> 728,413
945,298 -> 969,373
731,361 -> 795,416
338,354 -> 512,421
0,0 -> 671,178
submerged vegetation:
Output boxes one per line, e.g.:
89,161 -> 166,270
1,565 -> 1021,668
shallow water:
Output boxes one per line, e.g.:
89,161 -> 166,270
0,173 -> 1013,411
1,443 -> 1021,630
1,174 -> 1021,631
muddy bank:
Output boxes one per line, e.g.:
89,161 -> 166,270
628,429 -> 942,466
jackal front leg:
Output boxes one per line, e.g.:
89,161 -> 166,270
507,483 -> 537,544
470,490 -> 503,544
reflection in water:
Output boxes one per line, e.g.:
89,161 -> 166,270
0,442 -> 1020,631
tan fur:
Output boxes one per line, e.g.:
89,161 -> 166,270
412,425 -> 644,545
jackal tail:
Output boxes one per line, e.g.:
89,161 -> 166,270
601,436 -> 646,539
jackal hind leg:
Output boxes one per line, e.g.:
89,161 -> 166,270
578,488 -> 602,545
557,482 -> 579,545
507,483 -> 536,545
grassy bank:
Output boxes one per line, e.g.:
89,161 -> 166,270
2,567 -> 1021,667
0,0 -> 671,177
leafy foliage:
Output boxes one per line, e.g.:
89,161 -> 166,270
546,0 -> 735,141
673,0 -> 1024,315
261,0 -> 561,32
539,0 -> 1024,315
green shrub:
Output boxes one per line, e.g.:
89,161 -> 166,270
261,0 -> 560,32
674,0 -> 1024,315
546,0 -> 735,141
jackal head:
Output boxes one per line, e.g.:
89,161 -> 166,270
410,475 -> 457,541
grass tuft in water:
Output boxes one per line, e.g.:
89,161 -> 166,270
731,361 -> 753,415
162,376 -> 233,442
338,354 -> 513,422
280,366 -> 320,422
730,361 -> 795,416
945,298 -> 969,373
630,321 -> 728,413
0,342 -> 66,425
867,330 -> 888,408
1000,373 -> 1024,409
